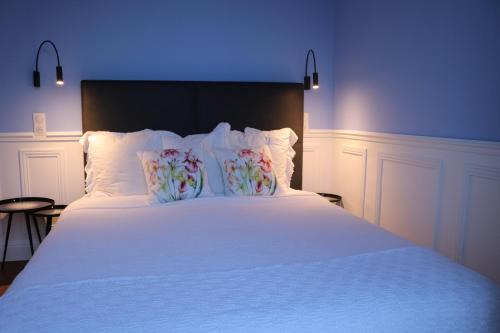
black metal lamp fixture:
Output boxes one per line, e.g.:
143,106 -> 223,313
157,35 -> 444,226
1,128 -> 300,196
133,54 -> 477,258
304,49 -> 319,90
33,40 -> 64,87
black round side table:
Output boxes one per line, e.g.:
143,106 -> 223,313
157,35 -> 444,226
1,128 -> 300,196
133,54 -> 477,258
31,205 -> 67,236
317,193 -> 344,207
0,197 -> 54,269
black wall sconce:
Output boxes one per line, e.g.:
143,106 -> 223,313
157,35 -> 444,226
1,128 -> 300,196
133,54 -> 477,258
33,40 -> 64,87
304,49 -> 319,90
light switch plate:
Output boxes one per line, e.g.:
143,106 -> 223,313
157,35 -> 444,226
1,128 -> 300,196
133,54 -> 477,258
304,112 -> 309,131
33,113 -> 47,137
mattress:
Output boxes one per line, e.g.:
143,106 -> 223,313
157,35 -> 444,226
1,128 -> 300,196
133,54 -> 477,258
0,191 -> 498,332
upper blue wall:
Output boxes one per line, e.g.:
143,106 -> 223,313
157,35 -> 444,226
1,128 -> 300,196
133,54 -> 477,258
332,0 -> 500,141
0,0 -> 334,132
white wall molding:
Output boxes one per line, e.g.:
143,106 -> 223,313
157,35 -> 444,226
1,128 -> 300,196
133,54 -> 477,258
341,145 -> 367,159
302,131 -> 336,193
303,145 -> 318,153
457,164 -> 500,282
1,128 -> 499,282
303,129 -> 500,282
0,135 -> 84,261
308,129 -> 500,156
2,129 -> 497,154
0,131 -> 82,142
374,153 -> 444,249
19,149 -> 68,203
459,164 -> 489,261
304,129 -> 338,139
341,145 -> 367,217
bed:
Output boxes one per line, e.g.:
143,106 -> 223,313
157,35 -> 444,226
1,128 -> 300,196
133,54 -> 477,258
0,81 -> 498,332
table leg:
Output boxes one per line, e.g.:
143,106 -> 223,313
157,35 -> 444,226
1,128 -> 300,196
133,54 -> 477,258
31,215 -> 42,243
45,216 -> 52,236
1,213 -> 13,270
24,213 -> 34,255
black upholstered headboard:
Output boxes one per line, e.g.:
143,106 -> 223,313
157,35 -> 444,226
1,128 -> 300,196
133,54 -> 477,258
81,80 -> 304,189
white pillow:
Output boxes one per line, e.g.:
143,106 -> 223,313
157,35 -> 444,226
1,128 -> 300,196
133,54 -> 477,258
80,131 -> 118,154
81,129 -> 179,196
163,123 -> 230,196
226,129 -> 266,149
244,127 -> 298,189
79,130 -> 179,154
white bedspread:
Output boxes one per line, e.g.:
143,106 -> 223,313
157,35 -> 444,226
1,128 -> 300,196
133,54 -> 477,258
1,191 -> 498,332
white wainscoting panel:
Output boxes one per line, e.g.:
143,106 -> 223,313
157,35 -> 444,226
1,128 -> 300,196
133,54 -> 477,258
303,129 -> 500,283
302,131 -> 335,193
339,146 -> 367,218
1,130 -> 499,283
459,164 -> 500,283
19,149 -> 67,203
375,153 -> 444,249
0,132 -> 84,260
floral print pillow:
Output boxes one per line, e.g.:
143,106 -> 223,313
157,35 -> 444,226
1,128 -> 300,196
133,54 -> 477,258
215,147 -> 278,196
138,149 -> 205,202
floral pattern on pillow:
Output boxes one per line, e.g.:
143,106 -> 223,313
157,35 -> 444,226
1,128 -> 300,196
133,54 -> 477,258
218,148 -> 277,196
140,149 -> 204,202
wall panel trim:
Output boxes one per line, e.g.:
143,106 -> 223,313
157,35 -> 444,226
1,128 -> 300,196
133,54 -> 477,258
341,145 -> 367,217
374,153 -> 444,249
306,129 -> 500,156
0,131 -> 82,142
458,164 -> 500,262
1,129 -> 499,281
19,149 -> 68,203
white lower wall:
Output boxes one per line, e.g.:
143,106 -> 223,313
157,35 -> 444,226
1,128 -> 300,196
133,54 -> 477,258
1,130 -> 499,283
303,129 -> 500,283
0,132 -> 84,260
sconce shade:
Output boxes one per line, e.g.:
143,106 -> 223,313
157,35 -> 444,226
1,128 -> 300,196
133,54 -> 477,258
33,70 -> 41,87
304,75 -> 311,90
56,66 -> 64,85
33,40 -> 64,88
312,72 -> 319,89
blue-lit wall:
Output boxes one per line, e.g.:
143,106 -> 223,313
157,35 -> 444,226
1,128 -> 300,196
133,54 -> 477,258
2,1 -> 499,140
332,0 -> 500,141
0,0 -> 334,132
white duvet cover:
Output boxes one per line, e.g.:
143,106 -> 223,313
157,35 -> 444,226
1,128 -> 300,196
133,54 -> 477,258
0,191 -> 498,332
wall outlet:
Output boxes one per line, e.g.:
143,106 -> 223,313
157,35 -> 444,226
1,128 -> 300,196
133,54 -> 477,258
33,113 -> 47,137
304,112 -> 309,131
